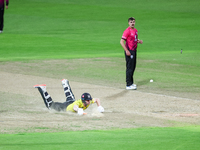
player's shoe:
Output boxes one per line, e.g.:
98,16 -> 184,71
61,79 -> 69,88
34,84 -> 47,92
61,79 -> 75,101
126,85 -> 137,90
0,30 -> 2,33
132,84 -> 137,88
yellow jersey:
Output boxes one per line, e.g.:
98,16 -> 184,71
66,99 -> 95,112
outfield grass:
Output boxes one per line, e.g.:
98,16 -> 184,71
1,0 -> 199,94
1,0 -> 200,60
0,0 -> 200,149
0,126 -> 200,150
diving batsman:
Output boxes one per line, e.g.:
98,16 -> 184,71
34,79 -> 104,115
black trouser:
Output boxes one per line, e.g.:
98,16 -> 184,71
51,82 -> 75,112
38,80 -> 75,112
0,6 -> 4,31
38,90 -> 75,112
125,50 -> 137,86
51,101 -> 74,112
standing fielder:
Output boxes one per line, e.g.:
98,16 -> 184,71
120,17 -> 143,90
34,79 -> 104,115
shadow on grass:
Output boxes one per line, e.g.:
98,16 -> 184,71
105,90 -> 129,100
137,79 -> 150,86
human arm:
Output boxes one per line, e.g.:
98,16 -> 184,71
6,0 -> 9,9
120,39 -> 131,56
93,98 -> 104,113
73,105 -> 87,115
137,39 -> 143,44
93,98 -> 101,106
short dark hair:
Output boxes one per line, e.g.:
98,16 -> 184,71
128,17 -> 135,22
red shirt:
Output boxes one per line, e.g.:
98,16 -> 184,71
122,27 -> 138,51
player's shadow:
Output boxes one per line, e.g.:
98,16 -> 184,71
137,79 -> 150,86
105,90 -> 129,100
104,79 -> 150,100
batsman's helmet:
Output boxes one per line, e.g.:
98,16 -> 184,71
81,93 -> 92,106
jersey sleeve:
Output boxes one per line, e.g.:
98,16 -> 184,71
122,28 -> 129,40
66,99 -> 94,112
6,0 -> 9,6
66,100 -> 83,112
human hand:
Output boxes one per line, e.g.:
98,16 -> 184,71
6,6 -> 8,9
98,106 -> 104,113
78,108 -> 86,115
138,40 -> 143,44
125,50 -> 131,56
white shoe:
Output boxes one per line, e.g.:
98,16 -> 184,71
34,84 -> 47,92
126,85 -> 137,90
61,79 -> 69,88
132,84 -> 137,87
0,30 -> 2,33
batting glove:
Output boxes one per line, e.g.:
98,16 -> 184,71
98,106 -> 104,113
77,108 -> 84,115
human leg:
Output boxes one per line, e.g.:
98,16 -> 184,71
61,79 -> 75,102
0,7 -> 4,31
34,84 -> 53,109
125,51 -> 134,86
34,84 -> 72,112
131,50 -> 137,84
50,101 -> 70,112
125,50 -> 137,89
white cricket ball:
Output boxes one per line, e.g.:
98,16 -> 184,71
150,79 -> 153,82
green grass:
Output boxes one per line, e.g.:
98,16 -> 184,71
0,126 -> 200,150
0,0 -> 200,149
1,0 -> 200,93
1,0 -> 200,60
136,50 -> 200,93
